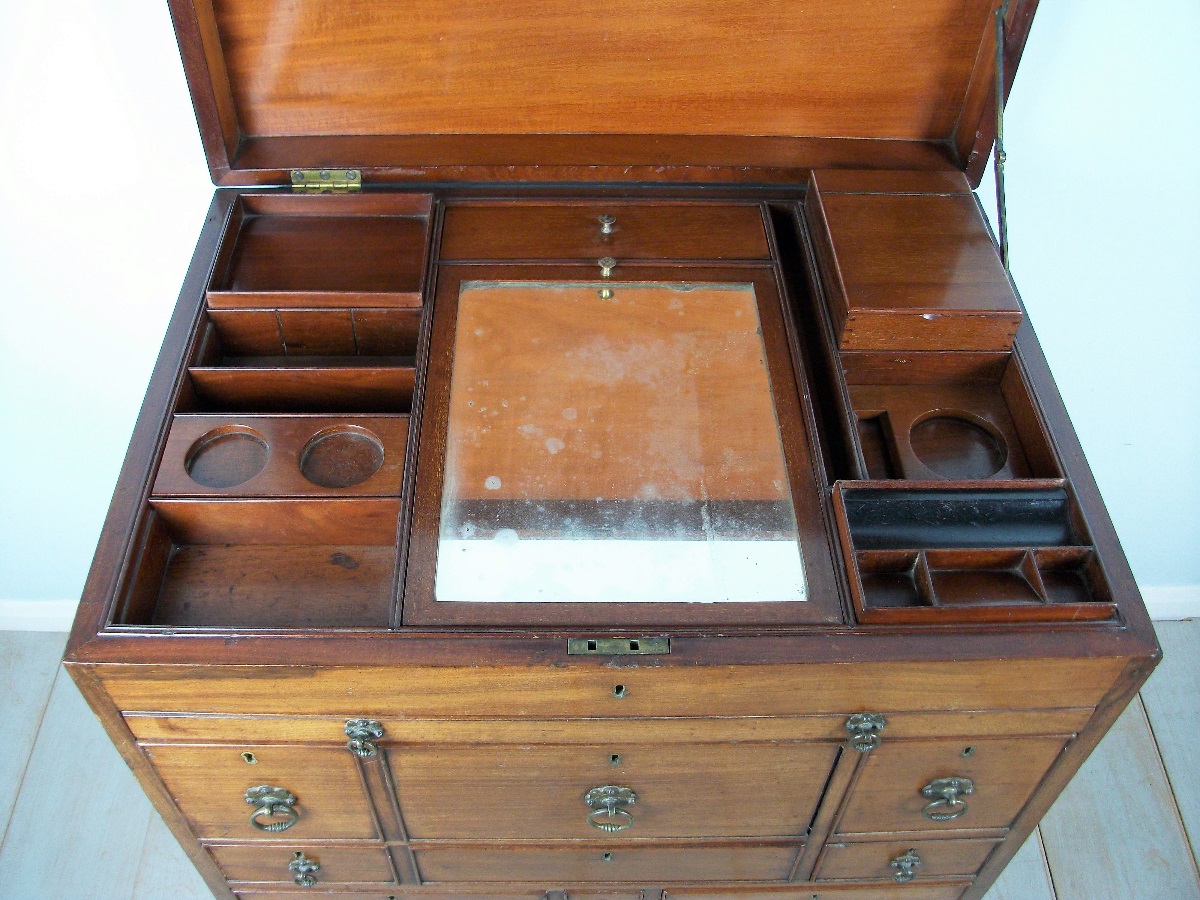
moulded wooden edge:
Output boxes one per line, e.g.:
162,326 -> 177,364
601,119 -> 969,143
206,290 -> 424,310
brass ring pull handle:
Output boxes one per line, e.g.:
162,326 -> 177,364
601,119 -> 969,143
245,785 -> 300,832
921,776 -> 974,821
585,785 -> 636,833
288,851 -> 320,887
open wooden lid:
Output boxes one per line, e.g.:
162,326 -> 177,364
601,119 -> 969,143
171,0 -> 1033,186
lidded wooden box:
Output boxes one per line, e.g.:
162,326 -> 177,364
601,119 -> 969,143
65,0 -> 1160,898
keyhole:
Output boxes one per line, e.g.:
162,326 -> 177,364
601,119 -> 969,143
610,753 -> 621,766
962,745 -> 976,758
241,752 -> 258,765
293,851 -> 304,859
602,851 -> 614,862
613,684 -> 627,698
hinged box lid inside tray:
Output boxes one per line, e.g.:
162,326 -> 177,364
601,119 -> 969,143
170,0 -> 1032,186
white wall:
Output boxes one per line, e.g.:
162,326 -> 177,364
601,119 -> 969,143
0,0 -> 1196,623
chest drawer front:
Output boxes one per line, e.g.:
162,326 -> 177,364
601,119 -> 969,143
836,735 -> 1070,835
390,741 -> 838,840
439,202 -> 770,261
211,844 -> 396,885
413,843 -> 798,883
144,744 -> 378,840
665,887 -> 968,899
815,837 -> 999,882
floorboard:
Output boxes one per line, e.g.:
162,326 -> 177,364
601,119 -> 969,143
1141,619 -> 1200,870
0,631 -> 67,848
0,669 -> 153,899
1039,695 -> 1200,899
982,828 -> 1055,900
133,814 -> 213,899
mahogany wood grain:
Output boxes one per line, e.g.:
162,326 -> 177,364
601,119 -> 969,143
210,844 -> 397,885
664,888 -> 967,900
808,180 -> 1021,351
389,742 -> 836,840
412,843 -> 799,884
206,0 -> 992,140
439,203 -> 769,261
834,736 -> 1070,836
152,414 -> 408,498
150,497 -> 401,546
814,837 -> 998,881
143,744 -> 380,840
95,657 -> 1126,718
121,709 -> 1096,745
189,366 -> 414,413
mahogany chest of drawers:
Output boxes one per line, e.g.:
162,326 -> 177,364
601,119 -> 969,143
66,1 -> 1160,898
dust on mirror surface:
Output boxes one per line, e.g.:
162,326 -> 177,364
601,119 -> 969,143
436,280 -> 807,604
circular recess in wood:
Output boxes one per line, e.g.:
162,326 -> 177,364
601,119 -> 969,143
299,426 -> 385,489
185,426 -> 269,488
909,412 -> 1007,479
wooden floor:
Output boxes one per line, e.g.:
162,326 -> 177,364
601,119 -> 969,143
0,623 -> 1197,899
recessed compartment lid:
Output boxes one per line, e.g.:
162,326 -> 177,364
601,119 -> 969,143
169,0 -> 1031,185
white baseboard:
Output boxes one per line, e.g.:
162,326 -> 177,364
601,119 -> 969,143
0,585 -> 1196,632
1142,585 -> 1200,621
0,599 -> 79,632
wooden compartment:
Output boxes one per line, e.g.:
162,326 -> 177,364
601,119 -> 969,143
207,193 -> 433,308
153,414 -> 408,497
841,352 -> 1059,481
186,312 -> 418,413
833,483 -> 1117,625
804,175 -> 1021,352
111,498 -> 399,628
439,201 -> 771,261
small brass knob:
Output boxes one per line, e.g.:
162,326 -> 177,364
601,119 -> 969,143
288,851 -> 320,887
599,213 -> 617,235
598,257 -> 616,278
890,848 -> 922,883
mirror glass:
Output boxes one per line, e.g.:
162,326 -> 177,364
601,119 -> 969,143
435,281 -> 806,603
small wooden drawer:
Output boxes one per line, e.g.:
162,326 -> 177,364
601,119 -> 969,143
665,886 -> 968,899
389,741 -> 838,840
439,202 -> 770,261
143,744 -> 379,840
212,844 -> 396,885
814,837 -> 999,881
412,843 -> 799,883
835,736 -> 1070,835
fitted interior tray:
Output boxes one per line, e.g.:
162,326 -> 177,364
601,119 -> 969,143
111,499 -> 398,629
832,482 -> 1116,625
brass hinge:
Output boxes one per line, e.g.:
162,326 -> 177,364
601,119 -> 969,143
290,169 -> 361,193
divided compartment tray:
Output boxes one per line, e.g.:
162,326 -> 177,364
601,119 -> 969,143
111,498 -> 400,629
153,414 -> 409,497
832,481 -> 1117,625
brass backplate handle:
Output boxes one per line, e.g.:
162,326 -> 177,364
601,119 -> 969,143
845,712 -> 887,752
890,848 -> 922,883
288,851 -> 320,887
921,776 -> 974,821
345,718 -> 385,758
245,785 -> 300,832
585,785 -> 636,833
